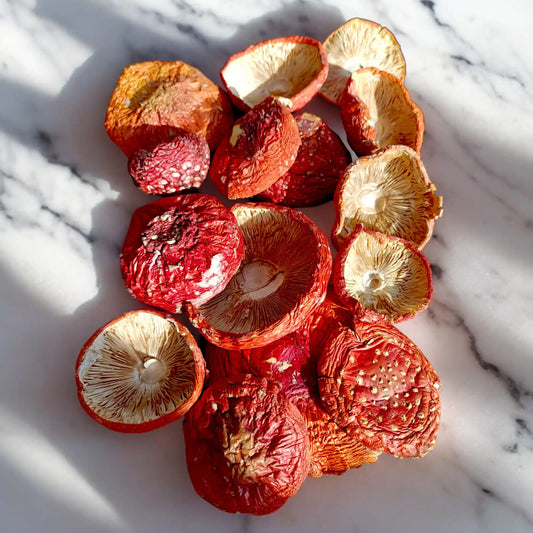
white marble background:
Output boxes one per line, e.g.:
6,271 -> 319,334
1,0 -> 533,532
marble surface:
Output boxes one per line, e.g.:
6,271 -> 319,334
1,0 -> 533,531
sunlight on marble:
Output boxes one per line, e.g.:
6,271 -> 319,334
0,406 -> 126,531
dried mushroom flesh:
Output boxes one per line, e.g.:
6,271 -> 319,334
76,309 -> 205,432
220,36 -> 328,112
257,112 -> 351,207
105,60 -> 234,156
333,146 -> 443,250
183,376 -> 310,515
333,226 -> 433,323
320,18 -> 406,105
210,97 -> 301,199
204,333 -> 379,477
128,133 -> 210,195
318,323 -> 441,457
120,194 -> 244,314
340,67 -> 424,156
188,203 -> 331,349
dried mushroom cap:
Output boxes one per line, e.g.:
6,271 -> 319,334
187,203 -> 332,349
183,375 -> 310,515
340,67 -> 424,156
332,146 -> 443,250
105,60 -> 233,156
210,97 -> 301,199
320,18 -> 406,105
333,226 -> 432,323
317,324 -> 441,457
257,112 -> 351,207
120,194 -> 244,314
220,36 -> 328,112
128,133 -> 210,195
204,333 -> 379,477
76,309 -> 205,433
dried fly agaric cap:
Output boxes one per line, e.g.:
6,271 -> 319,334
183,375 -> 310,515
204,331 -> 379,477
317,323 -> 441,457
220,35 -> 328,112
210,97 -> 301,199
120,194 -> 244,314
333,226 -> 432,323
320,18 -> 406,106
187,203 -> 331,349
127,133 -> 210,195
332,146 -> 443,250
75,309 -> 205,433
340,67 -> 424,156
105,60 -> 234,156
257,112 -> 351,207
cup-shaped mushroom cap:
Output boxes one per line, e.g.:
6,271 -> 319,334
120,194 -> 245,314
187,203 -> 332,349
333,226 -> 433,323
105,60 -> 234,155
333,146 -> 443,250
220,36 -> 328,112
76,309 -> 206,433
210,97 -> 301,199
317,323 -> 441,458
340,67 -> 424,156
320,18 -> 406,105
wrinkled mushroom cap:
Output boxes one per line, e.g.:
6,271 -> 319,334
320,18 -> 406,105
317,323 -> 441,457
340,67 -> 424,156
76,309 -> 205,433
183,375 -> 310,515
333,146 -> 443,249
221,36 -> 328,112
188,203 -> 331,349
333,226 -> 433,323
105,60 -> 234,155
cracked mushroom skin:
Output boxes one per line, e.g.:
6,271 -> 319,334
120,194 -> 245,314
340,67 -> 424,156
104,60 -> 234,156
187,203 -> 332,349
333,226 -> 433,323
204,334 -> 380,477
320,17 -> 406,106
220,35 -> 328,112
210,97 -> 301,200
332,145 -> 443,250
257,112 -> 352,207
75,309 -> 206,433
183,375 -> 310,515
317,323 -> 441,457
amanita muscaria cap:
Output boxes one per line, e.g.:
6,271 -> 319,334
317,322 -> 441,458
332,145 -> 443,250
220,35 -> 328,112
340,67 -> 424,156
120,194 -> 244,314
76,309 -> 206,433
257,112 -> 351,208
105,60 -> 234,155
183,375 -> 310,515
320,17 -> 406,106
333,226 -> 433,323
204,331 -> 380,478
210,97 -> 301,199
187,203 -> 331,349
